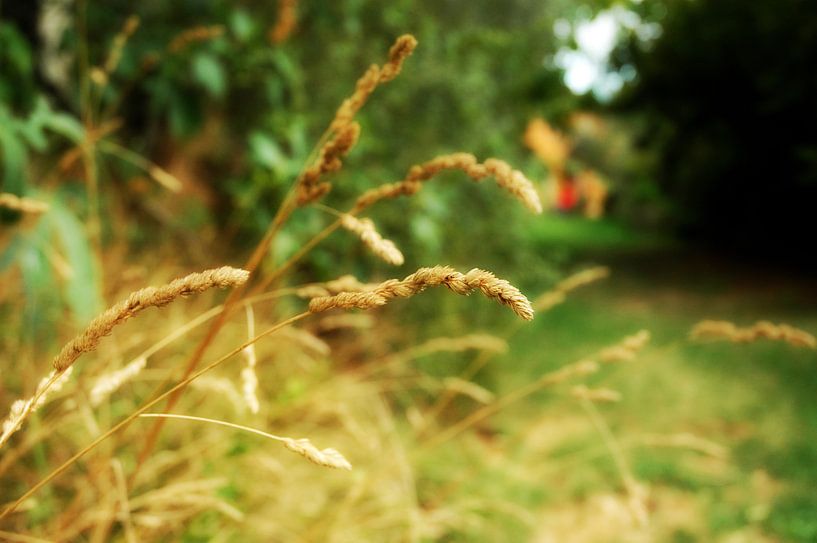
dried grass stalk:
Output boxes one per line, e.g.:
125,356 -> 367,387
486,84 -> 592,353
1,368 -> 73,446
53,266 -> 250,371
308,265 -> 534,321
295,275 -> 376,299
340,214 -> 404,265
639,433 -> 728,459
147,165 -> 183,192
296,34 -> 417,206
168,25 -> 226,53
90,356 -> 147,406
442,377 -> 495,404
690,320 -> 816,348
577,394 -> 649,528
424,359 -> 598,448
571,385 -> 622,403
278,327 -> 331,356
282,438 -> 352,470
138,413 -> 352,470
268,0 -> 297,43
315,313 -> 375,331
424,330 -> 650,447
241,305 -> 260,414
555,266 -> 610,292
0,193 -> 50,214
598,330 -> 651,363
534,266 -> 610,311
328,34 -> 417,133
297,122 -> 361,206
409,334 -> 508,358
103,15 -> 140,74
362,333 -> 509,380
355,153 -> 542,214
191,377 -> 246,413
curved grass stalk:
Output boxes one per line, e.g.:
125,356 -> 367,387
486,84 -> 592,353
578,397 -> 648,527
421,359 -> 599,449
137,414 -> 351,470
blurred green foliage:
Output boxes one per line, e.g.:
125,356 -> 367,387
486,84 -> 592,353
2,0 -> 598,325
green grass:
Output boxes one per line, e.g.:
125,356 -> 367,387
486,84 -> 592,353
528,214 -> 671,254
484,233 -> 817,541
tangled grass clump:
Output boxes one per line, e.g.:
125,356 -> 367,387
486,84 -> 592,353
0,33 -> 547,533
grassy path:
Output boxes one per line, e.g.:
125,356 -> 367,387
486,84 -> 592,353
503,244 -> 817,541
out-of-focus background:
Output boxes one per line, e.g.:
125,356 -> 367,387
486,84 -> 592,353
1,1 -> 816,541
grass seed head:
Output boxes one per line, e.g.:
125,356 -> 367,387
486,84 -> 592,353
308,266 -> 534,321
355,154 -> 541,214
53,266 -> 250,371
340,214 -> 405,265
690,320 -> 816,348
0,193 -> 50,214
283,438 -> 352,470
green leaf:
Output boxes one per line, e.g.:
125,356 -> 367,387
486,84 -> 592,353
46,199 -> 103,326
229,8 -> 256,42
20,97 -> 52,150
18,223 -> 58,336
248,132 -> 287,175
26,97 -> 84,143
0,114 -> 28,194
0,22 -> 33,77
0,233 -> 21,272
191,53 -> 227,98
17,123 -> 48,151
168,90 -> 203,137
42,112 -> 85,144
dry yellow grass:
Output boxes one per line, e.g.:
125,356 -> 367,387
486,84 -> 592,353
1,368 -> 74,447
167,25 -> 226,53
0,267 -> 249,452
308,265 -> 534,321
89,356 -> 147,406
241,305 -> 261,414
533,266 -> 610,311
570,385 -> 622,403
690,319 -> 816,348
269,0 -> 298,44
0,29 -> 625,543
103,15 -> 140,74
355,153 -> 543,214
296,122 -> 361,206
53,266 -> 250,371
339,214 -> 405,266
138,414 -> 352,470
329,34 -> 418,132
598,330 -> 651,363
0,193 -> 50,214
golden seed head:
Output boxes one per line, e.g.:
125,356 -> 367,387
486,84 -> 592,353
308,266 -> 533,321
690,320 -> 815,348
379,34 -> 419,82
340,214 -> 405,266
283,438 -> 352,470
52,267 -> 250,371
354,154 -> 541,214
571,385 -> 622,403
0,193 -> 50,214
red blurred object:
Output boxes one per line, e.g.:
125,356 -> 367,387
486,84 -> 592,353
556,175 -> 580,211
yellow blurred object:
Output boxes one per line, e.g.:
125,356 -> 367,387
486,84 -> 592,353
569,111 -> 608,140
523,118 -> 571,172
577,169 -> 608,219
269,0 -> 298,44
